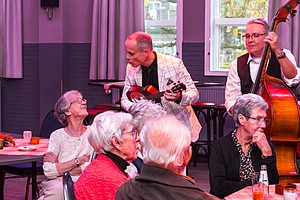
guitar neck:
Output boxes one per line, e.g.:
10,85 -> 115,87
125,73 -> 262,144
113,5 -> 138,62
144,91 -> 164,101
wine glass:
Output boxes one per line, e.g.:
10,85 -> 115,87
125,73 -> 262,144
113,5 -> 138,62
23,131 -> 32,147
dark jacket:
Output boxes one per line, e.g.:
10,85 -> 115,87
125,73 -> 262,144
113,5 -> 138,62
116,165 -> 218,200
209,133 -> 279,199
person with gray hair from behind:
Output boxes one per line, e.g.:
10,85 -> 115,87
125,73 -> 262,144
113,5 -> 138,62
128,99 -> 167,173
116,115 -> 219,200
209,93 -> 278,199
129,99 -> 167,132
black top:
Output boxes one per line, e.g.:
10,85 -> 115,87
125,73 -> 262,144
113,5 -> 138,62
141,52 -> 159,90
104,151 -> 129,177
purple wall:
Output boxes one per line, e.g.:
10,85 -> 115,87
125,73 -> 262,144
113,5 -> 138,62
23,0 -> 92,43
2,0 -> 226,135
183,0 -> 205,42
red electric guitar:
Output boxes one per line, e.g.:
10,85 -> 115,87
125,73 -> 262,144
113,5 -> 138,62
126,83 -> 186,102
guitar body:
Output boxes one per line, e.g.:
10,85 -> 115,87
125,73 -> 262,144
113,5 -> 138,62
126,83 -> 186,102
126,85 -> 159,101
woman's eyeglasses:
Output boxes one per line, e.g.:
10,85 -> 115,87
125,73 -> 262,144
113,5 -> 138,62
123,129 -> 139,140
243,115 -> 270,125
71,97 -> 87,104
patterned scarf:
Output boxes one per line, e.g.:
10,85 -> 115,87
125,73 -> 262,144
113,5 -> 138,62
231,131 -> 254,181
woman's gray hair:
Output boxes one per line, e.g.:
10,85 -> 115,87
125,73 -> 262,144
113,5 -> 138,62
232,94 -> 268,126
140,115 -> 191,169
129,99 -> 167,131
247,18 -> 270,34
88,111 -> 133,153
127,31 -> 153,51
54,90 -> 81,126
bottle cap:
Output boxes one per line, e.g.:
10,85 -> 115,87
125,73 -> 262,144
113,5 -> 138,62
261,164 -> 267,170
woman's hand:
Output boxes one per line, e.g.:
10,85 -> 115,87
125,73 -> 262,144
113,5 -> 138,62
43,151 -> 58,163
252,131 -> 272,157
78,155 -> 90,165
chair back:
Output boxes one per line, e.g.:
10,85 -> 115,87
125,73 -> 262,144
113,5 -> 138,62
40,109 -> 64,138
63,171 -> 76,200
90,150 -> 99,161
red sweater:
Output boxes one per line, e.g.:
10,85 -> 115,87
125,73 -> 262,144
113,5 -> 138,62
74,154 -> 129,200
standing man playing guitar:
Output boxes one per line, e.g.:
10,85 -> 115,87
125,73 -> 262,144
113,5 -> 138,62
121,31 -> 201,143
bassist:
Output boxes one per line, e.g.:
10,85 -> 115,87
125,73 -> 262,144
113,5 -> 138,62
225,18 -> 300,115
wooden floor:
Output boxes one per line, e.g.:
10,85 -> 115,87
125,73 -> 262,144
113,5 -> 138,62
3,159 -> 210,200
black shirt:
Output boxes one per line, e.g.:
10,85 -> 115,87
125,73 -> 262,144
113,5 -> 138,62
141,52 -> 159,90
104,151 -> 129,177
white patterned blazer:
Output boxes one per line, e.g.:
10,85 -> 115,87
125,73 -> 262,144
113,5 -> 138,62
121,52 -> 202,142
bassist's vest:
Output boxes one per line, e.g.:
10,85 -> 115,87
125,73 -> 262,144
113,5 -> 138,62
237,51 -> 283,94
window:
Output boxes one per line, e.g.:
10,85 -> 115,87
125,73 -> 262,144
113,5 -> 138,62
205,0 -> 268,76
144,0 -> 181,57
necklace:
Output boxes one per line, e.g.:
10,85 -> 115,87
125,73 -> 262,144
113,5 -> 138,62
66,127 -> 82,137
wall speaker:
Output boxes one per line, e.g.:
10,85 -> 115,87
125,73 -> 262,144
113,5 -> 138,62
40,0 -> 59,8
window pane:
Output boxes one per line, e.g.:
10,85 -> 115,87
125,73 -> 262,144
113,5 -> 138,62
145,0 -> 177,56
206,0 -> 268,75
216,25 -> 247,71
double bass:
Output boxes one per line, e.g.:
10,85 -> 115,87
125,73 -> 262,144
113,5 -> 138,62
251,0 -> 300,184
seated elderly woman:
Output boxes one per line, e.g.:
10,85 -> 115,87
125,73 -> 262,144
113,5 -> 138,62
74,110 -> 139,200
116,115 -> 219,200
38,90 -> 94,200
209,93 -> 279,198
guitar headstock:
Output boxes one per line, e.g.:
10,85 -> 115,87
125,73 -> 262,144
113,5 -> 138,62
170,82 -> 186,93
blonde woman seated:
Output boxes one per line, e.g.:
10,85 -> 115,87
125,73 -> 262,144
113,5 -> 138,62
116,115 -> 219,200
38,90 -> 94,200
74,111 -> 139,200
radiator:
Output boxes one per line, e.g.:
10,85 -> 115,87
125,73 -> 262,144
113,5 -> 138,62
112,86 -> 226,105
198,86 -> 225,104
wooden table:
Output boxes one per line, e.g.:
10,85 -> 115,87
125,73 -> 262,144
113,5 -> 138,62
88,80 -> 125,94
225,184 -> 300,199
0,136 -> 49,200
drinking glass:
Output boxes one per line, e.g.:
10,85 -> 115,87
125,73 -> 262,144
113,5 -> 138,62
252,172 -> 263,200
23,131 -> 32,147
284,187 -> 298,200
